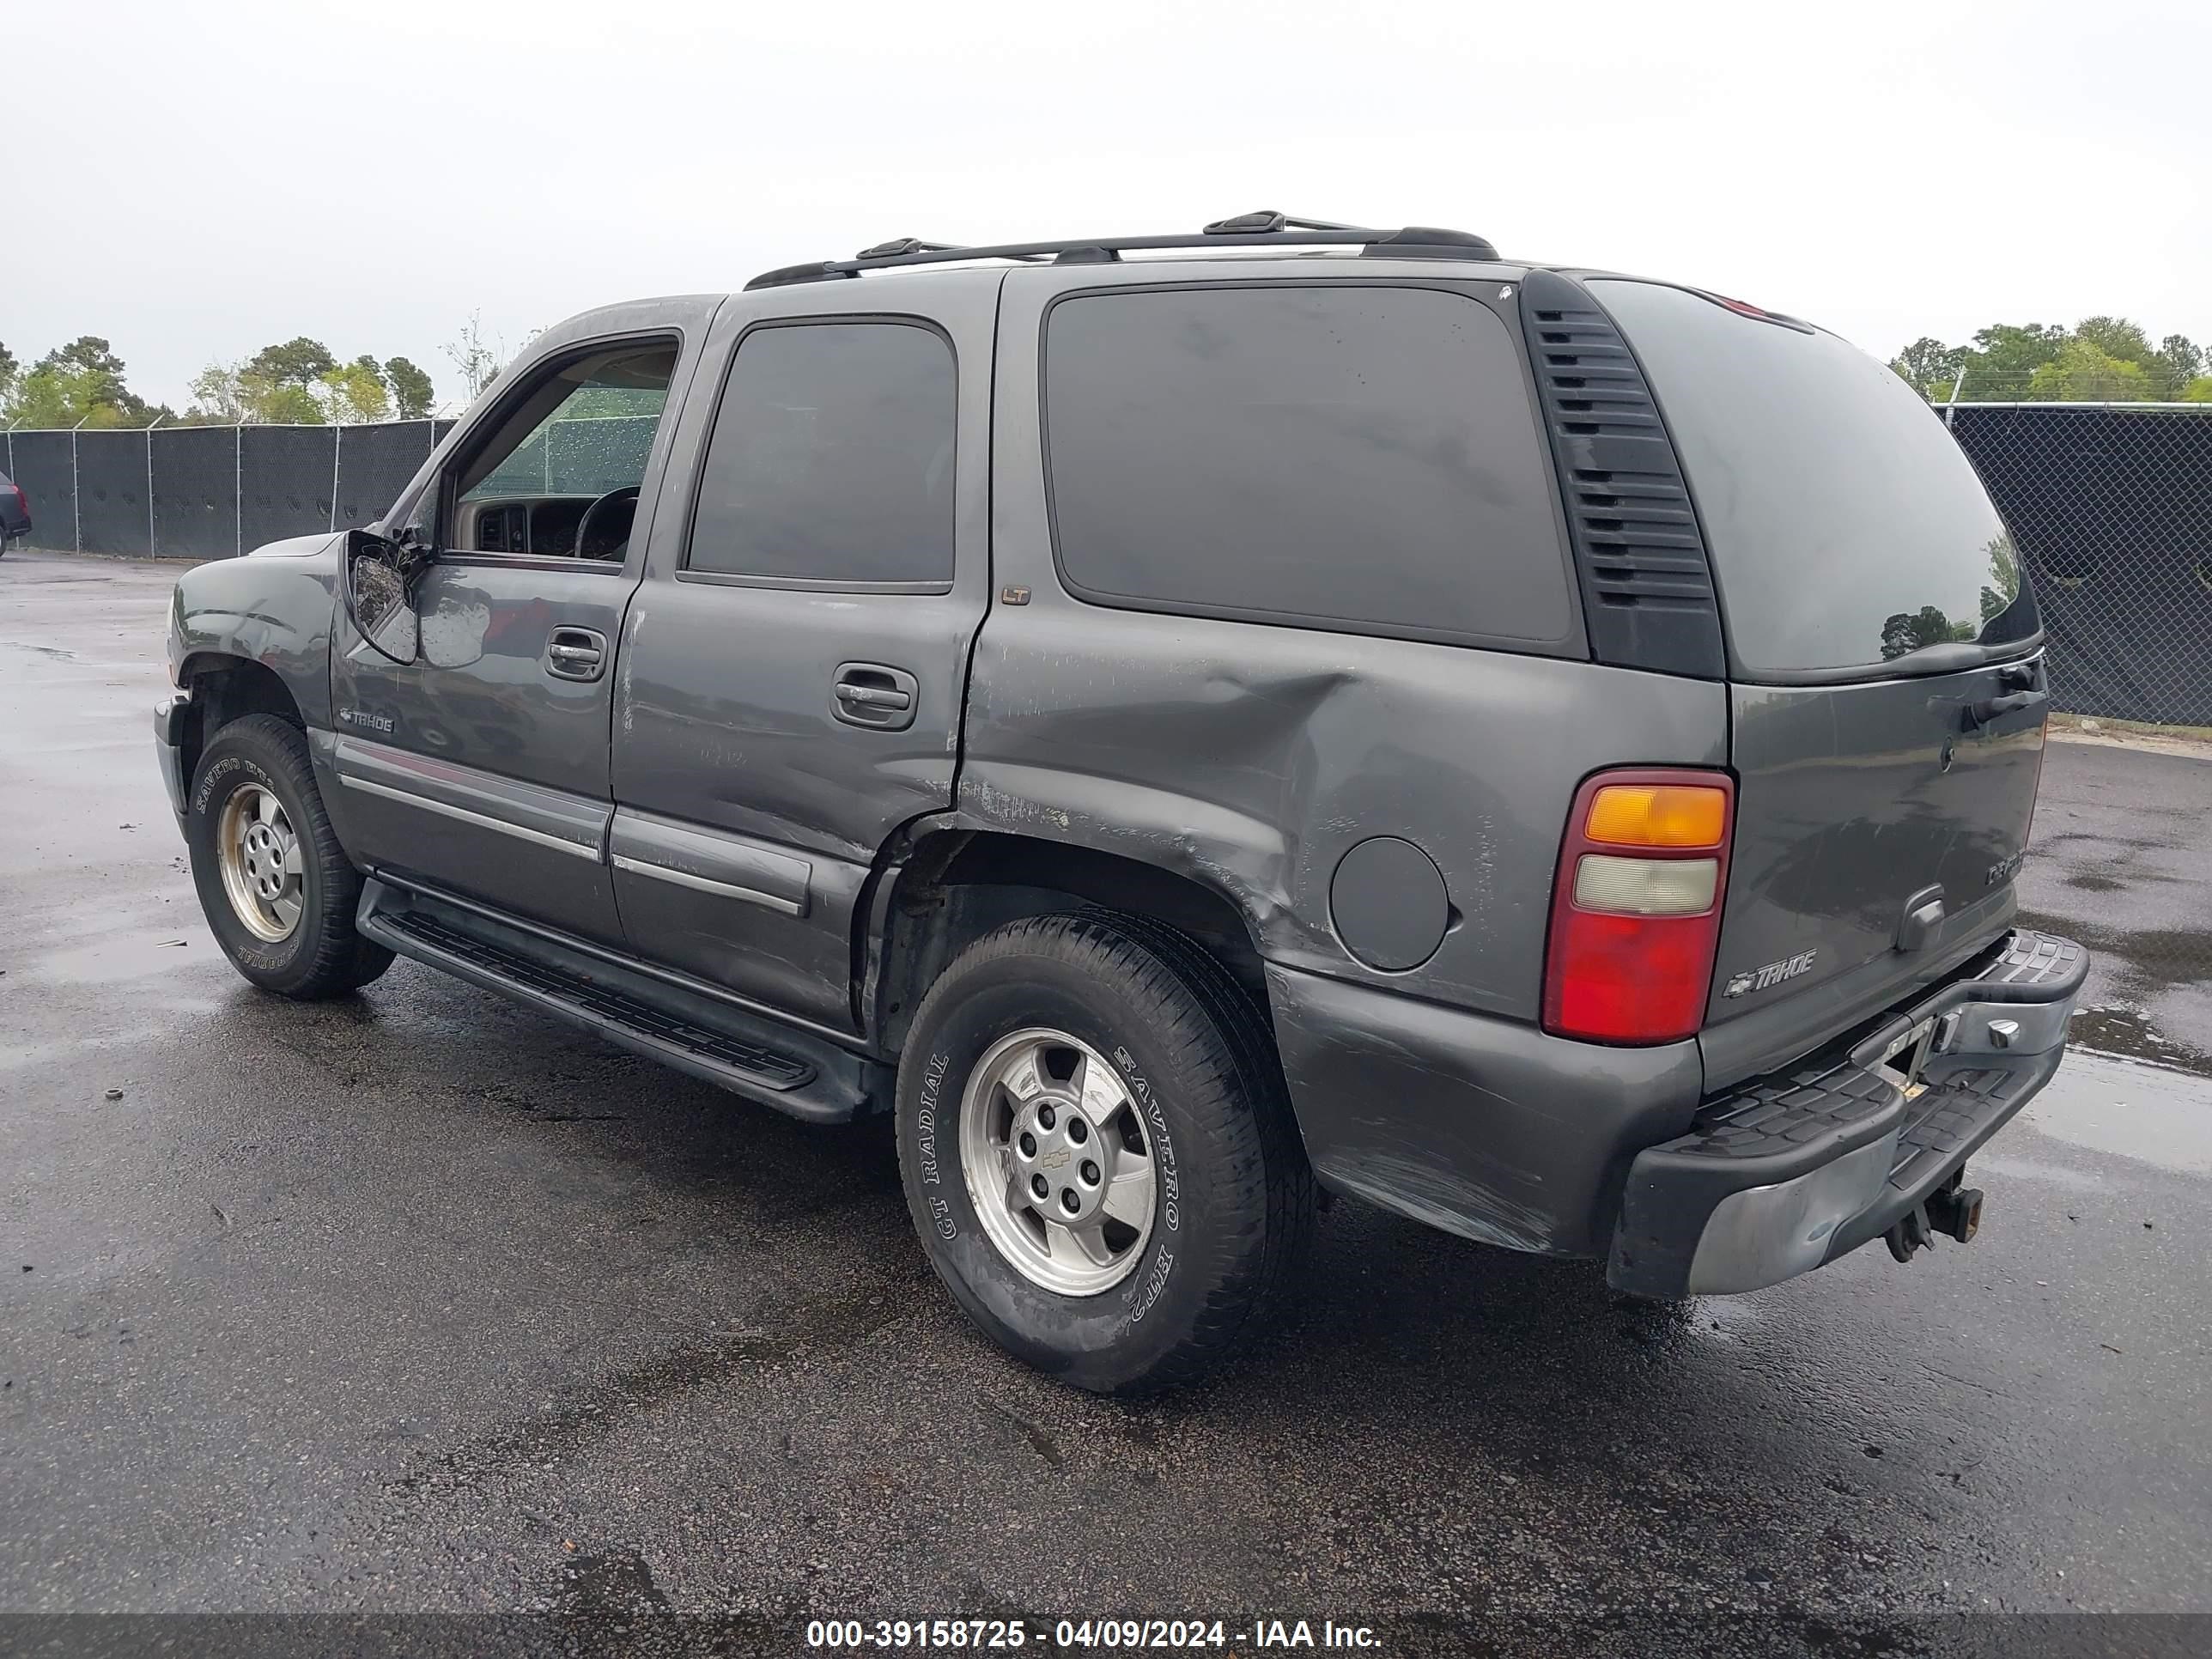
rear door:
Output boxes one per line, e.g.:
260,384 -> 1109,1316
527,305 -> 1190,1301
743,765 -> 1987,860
609,272 -> 997,1031
1593,278 -> 2048,1084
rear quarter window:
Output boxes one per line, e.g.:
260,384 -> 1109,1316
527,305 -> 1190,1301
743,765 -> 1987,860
1042,285 -> 1577,649
1593,279 -> 2038,677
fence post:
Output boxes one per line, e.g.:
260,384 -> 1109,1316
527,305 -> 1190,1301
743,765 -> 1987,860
1945,366 -> 1967,428
329,423 -> 343,532
144,413 -> 166,556
70,413 -> 90,553
235,423 -> 244,559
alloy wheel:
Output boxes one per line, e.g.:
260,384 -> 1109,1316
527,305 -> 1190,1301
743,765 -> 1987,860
216,782 -> 305,942
957,1027 -> 1158,1296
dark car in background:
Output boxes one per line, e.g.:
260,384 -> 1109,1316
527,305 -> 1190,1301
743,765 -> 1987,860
153,213 -> 2087,1393
0,471 -> 30,550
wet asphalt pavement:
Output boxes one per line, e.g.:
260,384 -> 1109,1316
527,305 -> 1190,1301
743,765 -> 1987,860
3,549 -> 2209,1656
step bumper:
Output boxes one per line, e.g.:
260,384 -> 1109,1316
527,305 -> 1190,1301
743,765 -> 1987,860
1607,929 -> 2088,1298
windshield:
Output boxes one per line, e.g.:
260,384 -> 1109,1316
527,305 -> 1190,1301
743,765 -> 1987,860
1594,279 -> 2038,677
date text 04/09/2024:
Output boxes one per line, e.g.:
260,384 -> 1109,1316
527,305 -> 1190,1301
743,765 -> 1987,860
804,1618 -> 1382,1650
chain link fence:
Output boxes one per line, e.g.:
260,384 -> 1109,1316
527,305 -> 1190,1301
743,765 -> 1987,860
1942,404 -> 2212,728
9,403 -> 2211,728
3,419 -> 456,562
3,414 -> 671,562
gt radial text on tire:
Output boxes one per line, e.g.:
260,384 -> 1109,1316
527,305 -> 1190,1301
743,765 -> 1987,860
186,713 -> 394,1000
896,912 -> 1315,1394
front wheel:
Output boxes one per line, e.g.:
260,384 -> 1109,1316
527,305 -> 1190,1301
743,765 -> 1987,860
186,713 -> 393,999
896,912 -> 1314,1394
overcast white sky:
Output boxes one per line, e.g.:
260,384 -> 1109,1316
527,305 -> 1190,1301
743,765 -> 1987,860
8,0 -> 2207,411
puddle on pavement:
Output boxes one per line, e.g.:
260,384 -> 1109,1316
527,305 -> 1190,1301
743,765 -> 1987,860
2014,911 -> 2212,997
1971,1152 -> 2106,1189
2014,907 -> 2212,1078
2024,1050 -> 2212,1174
2065,1005 -> 2212,1079
0,1032 -> 140,1075
29,928 -> 210,985
2063,871 -> 2125,893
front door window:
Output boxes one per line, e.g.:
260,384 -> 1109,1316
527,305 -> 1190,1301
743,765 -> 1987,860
445,344 -> 677,562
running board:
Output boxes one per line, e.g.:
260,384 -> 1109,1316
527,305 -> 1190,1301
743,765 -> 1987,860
357,878 -> 884,1123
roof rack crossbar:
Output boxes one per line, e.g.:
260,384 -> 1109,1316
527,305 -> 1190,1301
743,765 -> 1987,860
745,219 -> 1501,290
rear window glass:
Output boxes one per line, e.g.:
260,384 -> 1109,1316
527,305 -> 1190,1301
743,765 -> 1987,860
1043,286 -> 1575,647
1595,279 -> 2037,675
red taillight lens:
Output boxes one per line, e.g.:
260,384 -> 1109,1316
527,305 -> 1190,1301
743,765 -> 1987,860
1542,768 -> 1734,1045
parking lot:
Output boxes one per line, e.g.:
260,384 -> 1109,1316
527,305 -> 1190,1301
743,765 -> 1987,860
4,549 -> 2209,1653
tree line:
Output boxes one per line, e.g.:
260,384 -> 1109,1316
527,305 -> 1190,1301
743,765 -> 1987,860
10,310 -> 2205,429
0,318 -> 524,431
1890,317 -> 2210,404
0,335 -> 438,429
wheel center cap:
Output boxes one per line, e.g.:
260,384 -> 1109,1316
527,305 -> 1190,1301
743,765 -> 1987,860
1012,1096 -> 1113,1223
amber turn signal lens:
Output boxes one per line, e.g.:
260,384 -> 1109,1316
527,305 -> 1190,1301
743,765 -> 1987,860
1583,784 -> 1728,849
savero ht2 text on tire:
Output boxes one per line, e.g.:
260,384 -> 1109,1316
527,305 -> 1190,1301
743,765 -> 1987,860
894,913 -> 1314,1394
185,713 -> 392,1000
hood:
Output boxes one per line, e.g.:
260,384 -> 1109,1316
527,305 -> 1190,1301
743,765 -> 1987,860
247,531 -> 346,560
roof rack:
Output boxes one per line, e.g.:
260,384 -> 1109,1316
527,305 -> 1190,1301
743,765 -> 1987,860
744,211 -> 1501,291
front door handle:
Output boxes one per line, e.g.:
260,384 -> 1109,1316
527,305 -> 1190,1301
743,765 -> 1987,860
545,627 -> 608,682
833,663 -> 919,731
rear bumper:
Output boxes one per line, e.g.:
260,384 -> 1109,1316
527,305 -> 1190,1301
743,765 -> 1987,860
1607,930 -> 2087,1297
1265,963 -> 1705,1259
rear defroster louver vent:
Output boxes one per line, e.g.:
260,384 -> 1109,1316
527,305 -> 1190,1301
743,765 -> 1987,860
1518,270 -> 1725,679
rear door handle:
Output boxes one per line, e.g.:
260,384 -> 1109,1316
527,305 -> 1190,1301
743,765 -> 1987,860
545,627 -> 608,682
833,663 -> 919,730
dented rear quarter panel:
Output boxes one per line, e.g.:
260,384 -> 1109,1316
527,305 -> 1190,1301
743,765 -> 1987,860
960,615 -> 1727,1019
969,263 -> 1736,1256
977,261 -> 1729,1024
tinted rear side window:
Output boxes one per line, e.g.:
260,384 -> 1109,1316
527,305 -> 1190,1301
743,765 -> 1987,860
687,321 -> 956,585
1594,279 -> 2037,676
1043,286 -> 1575,647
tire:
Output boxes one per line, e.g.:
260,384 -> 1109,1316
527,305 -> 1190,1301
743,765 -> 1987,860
186,713 -> 393,999
896,911 -> 1315,1394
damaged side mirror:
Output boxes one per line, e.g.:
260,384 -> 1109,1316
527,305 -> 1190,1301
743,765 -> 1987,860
343,527 -> 426,665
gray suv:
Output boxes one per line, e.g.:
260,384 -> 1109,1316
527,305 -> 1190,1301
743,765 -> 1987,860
155,214 -> 2086,1392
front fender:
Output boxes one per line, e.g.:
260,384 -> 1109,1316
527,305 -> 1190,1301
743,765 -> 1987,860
170,534 -> 343,726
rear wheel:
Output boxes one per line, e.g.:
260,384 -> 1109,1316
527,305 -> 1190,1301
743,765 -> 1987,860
187,713 -> 392,999
896,912 -> 1314,1394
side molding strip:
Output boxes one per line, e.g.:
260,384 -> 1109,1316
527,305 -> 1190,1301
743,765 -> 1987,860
607,807 -> 813,918
331,734 -> 610,859
611,853 -> 805,915
339,776 -> 601,860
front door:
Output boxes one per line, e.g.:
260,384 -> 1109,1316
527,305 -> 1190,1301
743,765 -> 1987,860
330,309 -> 711,945
610,274 -> 998,1030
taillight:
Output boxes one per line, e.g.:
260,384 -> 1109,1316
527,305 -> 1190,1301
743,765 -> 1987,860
1542,769 -> 1734,1045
